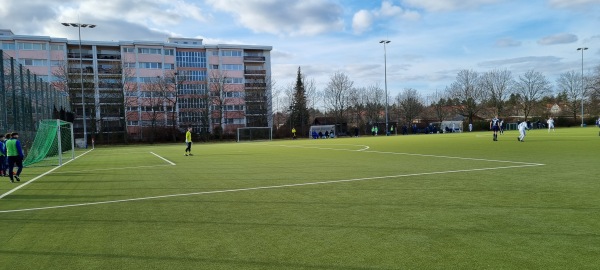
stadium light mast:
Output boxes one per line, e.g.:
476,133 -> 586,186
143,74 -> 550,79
62,22 -> 96,148
577,47 -> 588,127
379,40 -> 391,135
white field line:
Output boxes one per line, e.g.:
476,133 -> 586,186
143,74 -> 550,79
50,164 -> 173,175
269,144 -> 543,166
269,144 -> 371,152
0,163 -> 543,213
150,152 -> 176,166
0,149 -> 94,200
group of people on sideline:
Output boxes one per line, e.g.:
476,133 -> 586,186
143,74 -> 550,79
311,130 -> 335,139
0,132 -> 24,183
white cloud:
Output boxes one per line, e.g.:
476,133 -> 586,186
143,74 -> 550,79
352,10 -> 374,34
351,1 -> 420,34
537,33 -> 578,45
547,0 -> 600,9
495,38 -> 522,47
402,0 -> 501,12
205,0 -> 344,36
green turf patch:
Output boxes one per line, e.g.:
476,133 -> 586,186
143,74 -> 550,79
0,128 -> 599,269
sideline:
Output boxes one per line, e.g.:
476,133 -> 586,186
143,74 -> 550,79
0,163 -> 543,213
150,152 -> 176,166
0,148 -> 95,200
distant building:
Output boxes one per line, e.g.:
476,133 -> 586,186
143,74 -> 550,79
0,29 -> 272,142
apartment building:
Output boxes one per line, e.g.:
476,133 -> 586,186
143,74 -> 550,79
0,29 -> 272,142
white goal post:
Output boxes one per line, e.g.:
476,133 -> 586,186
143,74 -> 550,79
237,127 -> 273,142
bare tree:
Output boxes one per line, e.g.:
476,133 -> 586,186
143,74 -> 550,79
154,72 -> 179,141
302,75 -> 318,121
513,70 -> 553,120
347,86 -> 365,130
52,60 -> 96,142
447,69 -> 485,123
428,90 -> 452,123
396,88 -> 424,126
363,83 -> 384,126
323,71 -> 353,125
481,69 -> 514,116
556,70 -> 582,119
208,70 -> 230,138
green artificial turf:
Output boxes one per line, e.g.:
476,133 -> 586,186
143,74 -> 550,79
0,127 -> 599,269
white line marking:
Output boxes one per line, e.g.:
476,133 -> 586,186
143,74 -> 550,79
150,152 -> 176,166
270,144 -> 371,152
0,149 -> 94,200
0,163 -> 543,213
269,144 -> 542,166
50,164 -> 173,175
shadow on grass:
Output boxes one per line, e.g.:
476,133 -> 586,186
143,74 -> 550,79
0,249 -> 386,270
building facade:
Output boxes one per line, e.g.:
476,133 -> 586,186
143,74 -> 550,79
0,29 -> 272,142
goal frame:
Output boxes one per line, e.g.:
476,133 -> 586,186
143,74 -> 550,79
236,127 -> 273,142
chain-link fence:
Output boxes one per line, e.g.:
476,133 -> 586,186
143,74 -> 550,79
1,49 -> 72,147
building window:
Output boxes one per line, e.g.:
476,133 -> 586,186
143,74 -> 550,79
222,64 -> 243,71
176,51 -> 206,68
221,50 -> 242,57
211,50 -> 218,56
21,58 -> 48,66
17,42 -> 47,50
1,43 -> 16,50
123,62 -> 136,68
138,48 -> 162,54
179,84 -> 207,95
139,62 -> 162,69
210,77 -> 244,84
50,60 -> 62,66
164,63 -> 175,70
123,47 -> 134,53
50,44 -> 65,51
186,70 -> 207,81
211,64 -> 219,69
164,49 -> 174,56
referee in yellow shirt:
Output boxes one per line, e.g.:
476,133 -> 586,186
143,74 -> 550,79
185,127 -> 193,156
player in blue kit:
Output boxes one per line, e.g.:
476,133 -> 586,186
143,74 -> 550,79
490,116 -> 500,141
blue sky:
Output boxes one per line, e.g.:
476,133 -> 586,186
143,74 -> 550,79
1,0 -> 599,103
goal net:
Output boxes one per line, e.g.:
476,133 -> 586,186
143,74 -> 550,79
23,119 -> 75,167
237,127 -> 273,142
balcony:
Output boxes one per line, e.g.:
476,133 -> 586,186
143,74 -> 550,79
97,54 -> 121,60
245,83 -> 266,88
243,56 -> 265,62
67,53 -> 94,59
68,67 -> 94,74
98,67 -> 122,75
244,69 -> 266,75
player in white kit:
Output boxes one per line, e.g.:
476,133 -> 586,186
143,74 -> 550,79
518,120 -> 529,142
547,117 -> 555,132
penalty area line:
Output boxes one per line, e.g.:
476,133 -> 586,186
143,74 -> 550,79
150,152 -> 176,166
0,148 -> 95,200
0,163 -> 543,213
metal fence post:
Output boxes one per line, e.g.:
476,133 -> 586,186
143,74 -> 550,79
11,57 -> 16,131
0,50 -> 6,131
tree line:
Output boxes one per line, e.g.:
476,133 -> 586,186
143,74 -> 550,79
278,65 -> 600,136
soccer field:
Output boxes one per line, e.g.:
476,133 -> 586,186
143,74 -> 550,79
1,128 -> 599,269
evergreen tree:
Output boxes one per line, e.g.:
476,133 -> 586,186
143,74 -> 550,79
290,67 -> 310,137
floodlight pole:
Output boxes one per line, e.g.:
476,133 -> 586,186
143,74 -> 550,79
380,40 -> 390,135
577,47 -> 588,127
62,22 -> 96,148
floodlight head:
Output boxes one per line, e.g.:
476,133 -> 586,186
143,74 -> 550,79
87,25 -> 96,28
577,47 -> 589,51
61,23 -> 70,27
380,40 -> 391,44
70,23 -> 78,27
